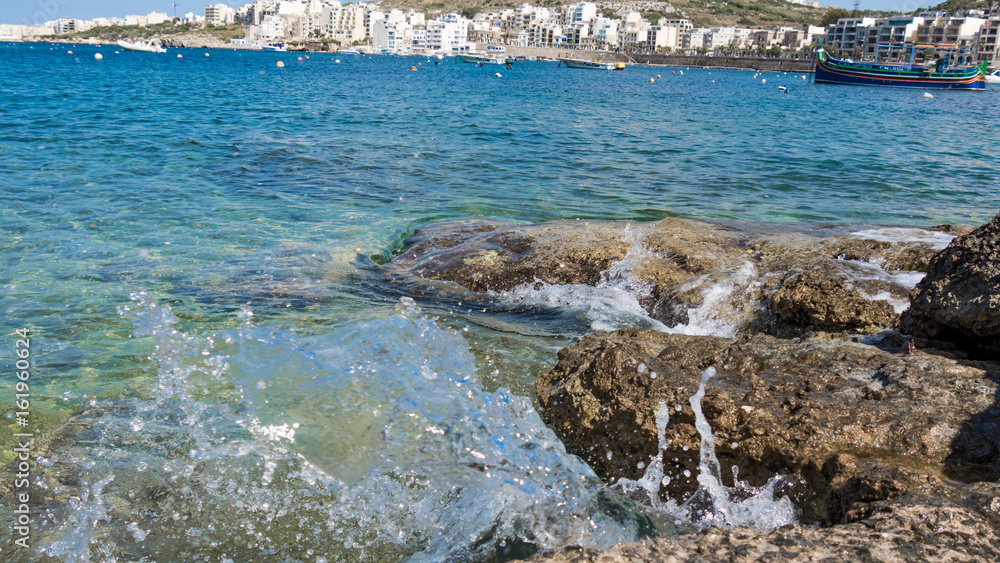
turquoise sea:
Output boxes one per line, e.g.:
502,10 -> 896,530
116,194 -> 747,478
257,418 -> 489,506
1,41 -> 999,561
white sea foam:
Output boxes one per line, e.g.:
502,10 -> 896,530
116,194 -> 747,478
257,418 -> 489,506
495,226 -> 754,337
849,227 -> 954,250
39,294 -> 654,562
613,367 -> 798,532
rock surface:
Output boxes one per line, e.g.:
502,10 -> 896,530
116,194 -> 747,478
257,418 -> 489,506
535,329 -> 1000,522
385,217 -> 951,337
903,212 -> 1000,357
529,491 -> 1000,562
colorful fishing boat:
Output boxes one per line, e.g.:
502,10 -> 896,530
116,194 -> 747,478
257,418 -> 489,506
814,47 -> 986,90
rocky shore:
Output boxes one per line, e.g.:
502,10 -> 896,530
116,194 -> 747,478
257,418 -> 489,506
386,213 -> 1000,561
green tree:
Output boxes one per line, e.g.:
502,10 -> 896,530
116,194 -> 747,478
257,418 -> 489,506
460,6 -> 482,20
643,11 -> 661,25
601,8 -> 616,18
820,8 -> 851,27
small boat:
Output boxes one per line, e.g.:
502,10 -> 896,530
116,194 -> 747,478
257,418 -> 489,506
558,58 -> 625,70
336,48 -> 360,55
116,39 -> 166,53
814,47 -> 986,91
986,70 -> 1000,84
262,43 -> 287,52
457,53 -> 504,65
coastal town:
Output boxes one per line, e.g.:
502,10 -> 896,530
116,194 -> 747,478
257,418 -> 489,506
1,0 -> 998,68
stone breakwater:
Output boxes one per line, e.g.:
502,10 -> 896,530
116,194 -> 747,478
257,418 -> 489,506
387,213 -> 1000,561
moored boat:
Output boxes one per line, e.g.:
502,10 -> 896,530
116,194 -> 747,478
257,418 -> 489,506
457,53 -> 504,65
814,47 -> 986,90
986,70 -> 1000,84
116,39 -> 166,53
558,58 -> 625,70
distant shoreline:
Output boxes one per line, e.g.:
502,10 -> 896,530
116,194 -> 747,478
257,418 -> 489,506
9,38 -> 817,72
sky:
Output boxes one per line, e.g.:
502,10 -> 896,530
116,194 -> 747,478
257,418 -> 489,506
1,0 -> 940,27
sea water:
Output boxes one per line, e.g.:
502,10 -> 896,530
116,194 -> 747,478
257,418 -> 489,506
2,42 -> 1000,561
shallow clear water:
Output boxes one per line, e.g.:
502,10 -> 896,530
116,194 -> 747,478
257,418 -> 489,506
2,41 -> 1000,561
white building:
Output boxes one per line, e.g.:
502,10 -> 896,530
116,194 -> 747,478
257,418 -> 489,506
566,2 -> 597,26
205,4 -> 235,25
259,14 -> 285,41
372,17 -> 414,53
322,2 -> 367,44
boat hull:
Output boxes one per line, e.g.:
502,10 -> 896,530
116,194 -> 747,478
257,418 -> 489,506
814,51 -> 985,90
457,54 -> 503,65
559,58 -> 622,70
116,39 -> 166,53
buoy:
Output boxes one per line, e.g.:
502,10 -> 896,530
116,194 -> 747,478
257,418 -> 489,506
409,65 -> 417,71
67,50 -> 73,54
305,55 -> 309,59
297,56 -> 302,61
679,70 -> 683,75
177,54 -> 183,58
205,53 -> 210,57
495,72 -> 502,77
94,53 -> 103,60
276,61 -> 285,67
672,71 -> 675,74
657,74 -> 661,79
418,62 -> 421,65
762,78 -> 766,84
650,77 -> 655,83
923,92 -> 934,99
801,75 -> 806,80
711,80 -> 715,83
335,59 -> 340,63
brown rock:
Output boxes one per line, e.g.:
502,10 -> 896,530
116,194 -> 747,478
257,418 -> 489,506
535,329 -> 1000,524
903,211 -> 1000,357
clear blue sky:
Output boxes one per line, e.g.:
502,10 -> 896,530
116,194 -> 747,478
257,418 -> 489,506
1,0 -> 938,27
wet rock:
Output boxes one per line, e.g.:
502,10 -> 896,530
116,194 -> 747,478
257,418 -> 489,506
902,211 -> 1000,357
766,261 -> 899,332
529,489 -> 1000,562
386,218 -> 947,336
534,328 -> 1000,524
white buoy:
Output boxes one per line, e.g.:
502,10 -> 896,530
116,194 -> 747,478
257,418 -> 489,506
177,54 -> 183,58
495,72 -> 502,77
923,92 -> 934,98
276,60 -> 285,67
205,53 -> 210,57
94,53 -> 103,60
762,78 -> 766,84
335,59 -> 341,63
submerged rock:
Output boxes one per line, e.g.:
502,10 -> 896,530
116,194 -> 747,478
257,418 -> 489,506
903,211 -> 1000,357
534,328 -> 1000,524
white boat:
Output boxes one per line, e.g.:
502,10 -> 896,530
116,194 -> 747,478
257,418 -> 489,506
116,39 -> 166,53
986,70 -> 1000,84
262,43 -> 287,52
457,53 -> 504,65
336,48 -> 360,55
558,58 -> 624,70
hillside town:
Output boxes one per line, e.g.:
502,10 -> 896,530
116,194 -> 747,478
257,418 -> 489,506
1,1 -> 998,69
